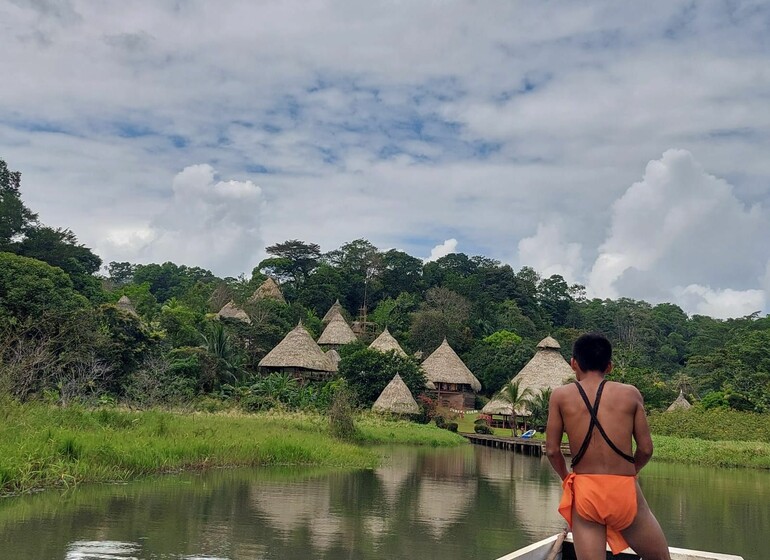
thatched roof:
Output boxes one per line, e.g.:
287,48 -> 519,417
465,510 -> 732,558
666,391 -> 692,412
217,301 -> 252,323
369,328 -> 407,357
482,335 -> 573,415
317,314 -> 357,346
372,374 -> 420,414
421,339 -> 481,392
259,323 -> 336,372
537,335 -> 561,350
325,348 -> 341,367
115,295 -> 138,316
250,277 -> 286,304
322,299 -> 344,323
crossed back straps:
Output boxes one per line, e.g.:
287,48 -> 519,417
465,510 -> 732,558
570,379 -> 636,469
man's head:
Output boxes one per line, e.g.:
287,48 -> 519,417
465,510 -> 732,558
571,333 -> 612,375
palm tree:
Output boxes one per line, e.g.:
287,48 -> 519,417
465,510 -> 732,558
528,387 -> 553,430
495,380 -> 533,437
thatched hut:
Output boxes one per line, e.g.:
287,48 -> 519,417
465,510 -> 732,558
249,277 -> 286,304
322,299 -> 344,323
317,313 -> 357,349
259,323 -> 337,381
372,374 -> 420,415
666,390 -> 692,412
369,328 -> 408,357
421,339 -> 481,410
482,335 -> 573,425
115,295 -> 138,317
217,301 -> 252,324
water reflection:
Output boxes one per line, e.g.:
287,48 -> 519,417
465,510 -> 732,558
0,446 -> 765,560
66,540 -> 141,559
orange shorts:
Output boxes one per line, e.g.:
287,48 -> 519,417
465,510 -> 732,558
558,473 -> 638,555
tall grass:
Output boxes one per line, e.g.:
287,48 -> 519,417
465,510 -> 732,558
652,435 -> 770,469
649,409 -> 770,443
0,403 -> 465,494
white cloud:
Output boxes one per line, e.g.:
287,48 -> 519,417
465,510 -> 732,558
673,284 -> 765,319
103,164 -> 264,276
424,239 -> 458,263
518,223 -> 583,284
587,149 -> 770,313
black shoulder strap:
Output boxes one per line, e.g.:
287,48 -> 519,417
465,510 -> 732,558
570,380 -> 635,468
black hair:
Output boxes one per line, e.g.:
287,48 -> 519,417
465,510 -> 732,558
572,333 -> 612,373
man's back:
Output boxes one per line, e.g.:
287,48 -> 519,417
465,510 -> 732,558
555,379 -> 642,476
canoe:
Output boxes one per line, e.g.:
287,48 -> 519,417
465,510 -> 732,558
495,533 -> 744,560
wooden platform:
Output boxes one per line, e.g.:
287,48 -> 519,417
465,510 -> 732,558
462,433 -> 570,457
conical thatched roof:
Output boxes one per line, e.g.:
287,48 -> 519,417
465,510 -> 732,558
217,301 -> 252,323
259,323 -> 336,372
372,374 -> 420,414
369,328 -> 407,357
322,299 -> 344,323
115,295 -> 138,316
250,277 -> 286,304
666,390 -> 692,412
537,335 -> 561,350
325,348 -> 341,367
422,339 -> 481,392
317,313 -> 357,346
482,335 -> 572,415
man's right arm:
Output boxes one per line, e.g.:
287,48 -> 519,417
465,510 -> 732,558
631,387 -> 653,473
545,389 -> 569,481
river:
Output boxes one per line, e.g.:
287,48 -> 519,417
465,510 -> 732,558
0,445 -> 765,559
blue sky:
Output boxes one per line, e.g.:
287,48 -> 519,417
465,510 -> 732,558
1,0 -> 770,318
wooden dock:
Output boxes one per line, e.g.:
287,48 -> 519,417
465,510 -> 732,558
462,433 -> 570,458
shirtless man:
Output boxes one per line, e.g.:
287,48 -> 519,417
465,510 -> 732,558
545,333 -> 670,560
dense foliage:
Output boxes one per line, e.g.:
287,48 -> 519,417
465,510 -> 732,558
2,156 -> 770,414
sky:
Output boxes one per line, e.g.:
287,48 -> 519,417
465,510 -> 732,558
1,0 -> 769,319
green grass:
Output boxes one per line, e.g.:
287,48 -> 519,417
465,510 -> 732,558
649,409 -> 770,443
0,403 -> 464,494
652,435 -> 770,469
0,401 -> 462,492
356,412 -> 466,446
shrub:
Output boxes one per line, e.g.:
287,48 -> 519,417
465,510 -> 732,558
475,423 -> 493,434
415,394 -> 436,424
434,415 -> 446,429
329,384 -> 358,441
446,422 -> 458,432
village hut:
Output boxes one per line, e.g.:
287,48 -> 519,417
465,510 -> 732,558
249,277 -> 286,304
115,295 -> 138,317
217,301 -> 252,324
666,390 -> 692,412
259,323 -> 337,381
421,338 -> 481,410
322,299 -> 344,324
482,335 -> 573,425
317,313 -> 358,349
372,374 -> 420,415
325,348 -> 341,368
369,327 -> 408,357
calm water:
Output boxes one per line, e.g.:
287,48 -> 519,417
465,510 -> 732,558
0,445 -> 766,560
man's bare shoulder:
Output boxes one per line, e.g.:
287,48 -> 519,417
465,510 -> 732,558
606,381 -> 643,400
550,384 -> 575,401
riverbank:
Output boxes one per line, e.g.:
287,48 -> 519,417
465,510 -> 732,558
454,411 -> 770,470
0,403 -> 465,494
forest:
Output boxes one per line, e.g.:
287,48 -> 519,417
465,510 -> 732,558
2,157 -> 769,414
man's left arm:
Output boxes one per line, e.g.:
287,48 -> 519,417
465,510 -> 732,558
545,389 -> 569,481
